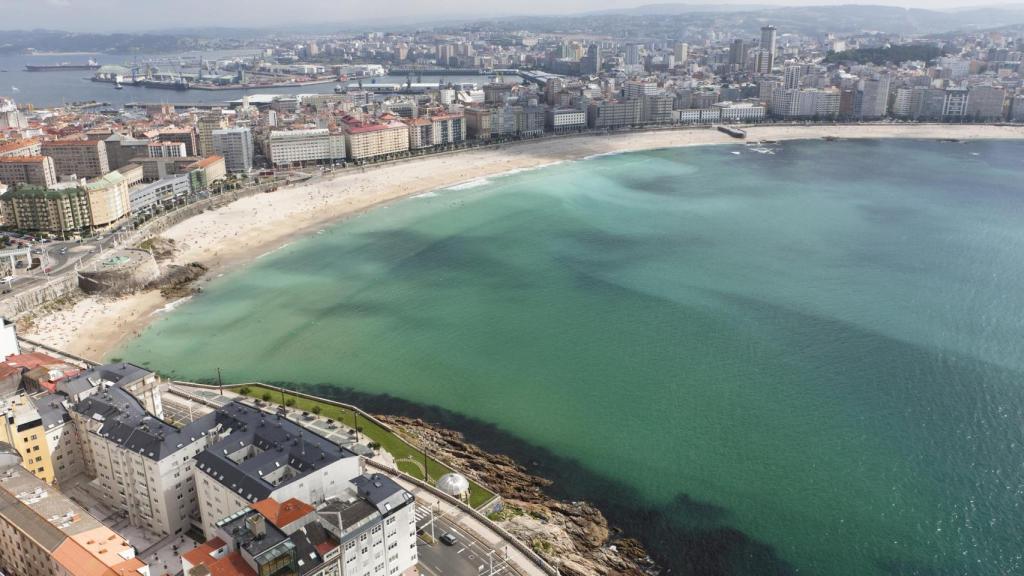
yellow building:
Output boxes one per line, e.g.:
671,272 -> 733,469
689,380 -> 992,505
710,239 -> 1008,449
84,170 -> 131,227
0,394 -> 56,483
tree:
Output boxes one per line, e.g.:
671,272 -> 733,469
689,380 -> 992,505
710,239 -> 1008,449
261,392 -> 272,402
285,398 -> 296,407
239,386 -> 251,396
311,405 -> 322,415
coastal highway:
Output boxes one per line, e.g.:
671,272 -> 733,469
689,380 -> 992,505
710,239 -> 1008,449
1,223 -> 133,298
415,504 -> 514,576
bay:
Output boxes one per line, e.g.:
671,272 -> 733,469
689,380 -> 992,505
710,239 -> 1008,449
117,139 -> 1024,576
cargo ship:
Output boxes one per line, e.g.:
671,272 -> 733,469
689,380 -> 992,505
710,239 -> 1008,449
25,59 -> 101,72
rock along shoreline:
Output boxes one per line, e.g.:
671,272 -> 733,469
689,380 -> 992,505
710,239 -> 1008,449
377,415 -> 660,576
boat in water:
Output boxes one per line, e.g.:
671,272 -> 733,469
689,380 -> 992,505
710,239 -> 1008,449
25,58 -> 100,72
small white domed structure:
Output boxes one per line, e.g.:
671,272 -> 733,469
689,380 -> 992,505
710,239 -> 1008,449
436,473 -> 471,501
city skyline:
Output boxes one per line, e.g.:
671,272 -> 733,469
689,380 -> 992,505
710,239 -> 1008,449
5,0 -> 1019,32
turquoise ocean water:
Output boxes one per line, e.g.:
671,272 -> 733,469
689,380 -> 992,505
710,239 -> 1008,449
118,139 -> 1024,576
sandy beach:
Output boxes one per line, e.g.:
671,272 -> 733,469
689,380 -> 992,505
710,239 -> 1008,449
22,123 -> 1024,359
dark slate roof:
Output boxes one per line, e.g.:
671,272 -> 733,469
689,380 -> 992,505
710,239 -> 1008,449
57,363 -> 152,401
71,370 -> 217,461
289,525 -> 324,576
194,402 -> 357,503
31,395 -> 70,431
317,496 -> 378,541
352,473 -> 414,518
219,507 -> 289,558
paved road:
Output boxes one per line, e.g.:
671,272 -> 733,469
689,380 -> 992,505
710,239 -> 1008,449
1,221 -> 135,297
415,504 -> 514,576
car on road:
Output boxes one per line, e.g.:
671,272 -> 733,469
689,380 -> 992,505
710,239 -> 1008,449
439,533 -> 458,546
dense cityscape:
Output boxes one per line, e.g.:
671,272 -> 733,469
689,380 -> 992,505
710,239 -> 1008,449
2,4 -> 1024,576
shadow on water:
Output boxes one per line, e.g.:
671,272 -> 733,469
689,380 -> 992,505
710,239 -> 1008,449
258,380 -> 797,576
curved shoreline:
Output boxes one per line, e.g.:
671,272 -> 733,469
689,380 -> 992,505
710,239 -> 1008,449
21,123 -> 1024,358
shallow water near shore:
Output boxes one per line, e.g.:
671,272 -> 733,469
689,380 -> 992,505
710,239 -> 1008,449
118,139 -> 1024,576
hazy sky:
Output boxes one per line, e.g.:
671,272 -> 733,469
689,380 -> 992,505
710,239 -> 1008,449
3,0 -> 996,31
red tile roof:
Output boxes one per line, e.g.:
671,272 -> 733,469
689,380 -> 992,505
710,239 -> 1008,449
182,536 -> 226,567
188,155 -> 224,169
206,552 -> 257,576
250,498 -> 314,529
0,156 -> 48,163
0,139 -> 39,154
5,352 -> 62,369
42,139 -> 101,147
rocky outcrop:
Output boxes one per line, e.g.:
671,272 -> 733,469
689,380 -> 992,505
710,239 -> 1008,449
151,262 -> 208,299
377,415 -> 658,576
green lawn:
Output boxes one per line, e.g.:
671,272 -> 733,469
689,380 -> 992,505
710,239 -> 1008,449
234,384 -> 495,509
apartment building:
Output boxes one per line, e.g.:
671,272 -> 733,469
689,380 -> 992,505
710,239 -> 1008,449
197,113 -> 228,157
0,138 -> 41,158
84,170 -> 132,227
67,364 -> 210,537
587,99 -> 643,128
0,460 -> 149,576
546,108 -> 587,132
41,139 -> 110,179
341,116 -> 410,161
0,185 -> 92,234
192,401 -> 362,538
147,141 -> 188,158
965,85 -> 1007,120
103,133 -> 151,170
0,393 -> 83,486
267,129 -> 346,167
158,127 -> 199,156
0,155 -> 57,187
212,127 -> 255,173
714,101 -> 768,121
182,474 -> 417,576
404,113 -> 466,149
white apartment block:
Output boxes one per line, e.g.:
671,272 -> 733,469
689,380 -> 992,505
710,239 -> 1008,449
267,129 -> 346,167
66,364 -> 212,537
546,108 -> 587,132
192,402 -> 362,539
211,127 -> 255,173
147,142 -> 187,158
714,102 -> 767,122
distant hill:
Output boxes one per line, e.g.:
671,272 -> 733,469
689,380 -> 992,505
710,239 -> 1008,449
579,3 -> 1024,34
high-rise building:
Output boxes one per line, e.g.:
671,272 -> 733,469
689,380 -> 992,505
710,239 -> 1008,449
581,44 -> 602,75
965,85 -> 1007,120
0,98 -> 27,130
41,139 -> 110,179
625,43 -> 642,67
730,39 -> 748,67
858,76 -> 891,119
211,127 -> 254,173
674,43 -> 689,64
943,87 -> 969,118
196,113 -> 228,157
758,26 -> 778,73
267,128 -> 346,167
